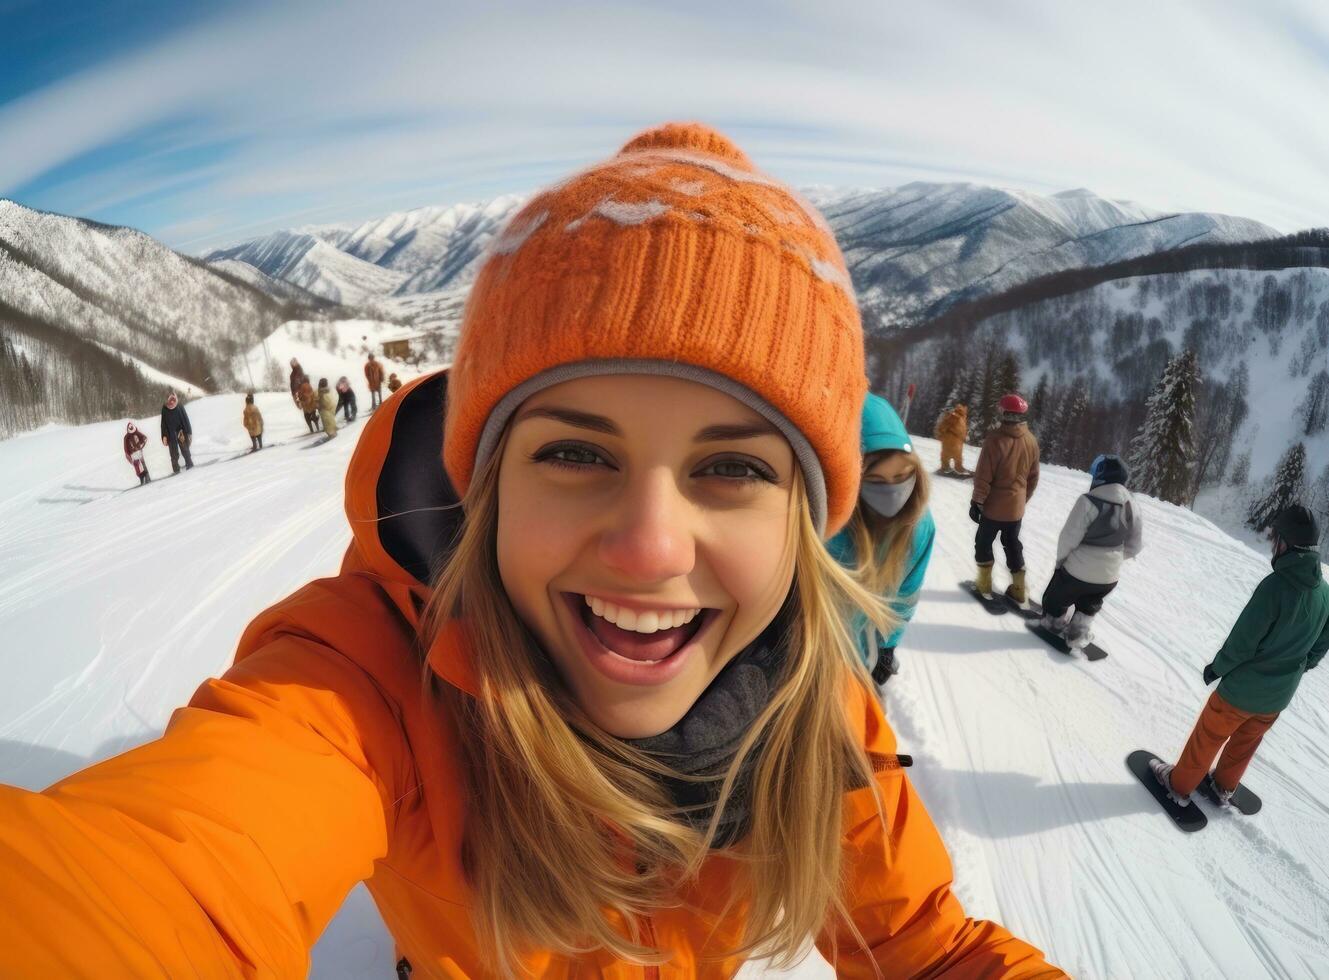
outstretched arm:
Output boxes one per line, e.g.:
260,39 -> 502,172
0,635 -> 404,976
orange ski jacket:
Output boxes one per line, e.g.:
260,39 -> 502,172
0,370 -> 1065,979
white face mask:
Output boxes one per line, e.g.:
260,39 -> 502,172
860,473 -> 916,519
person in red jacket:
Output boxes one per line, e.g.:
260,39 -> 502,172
122,421 -> 150,485
0,123 -> 1064,979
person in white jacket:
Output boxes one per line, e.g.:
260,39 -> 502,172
1039,454 -> 1143,647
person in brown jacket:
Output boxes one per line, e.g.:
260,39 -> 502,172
364,353 -> 385,409
297,379 -> 319,433
935,403 -> 969,474
970,393 -> 1040,603
386,372 -> 402,394
242,393 -> 264,452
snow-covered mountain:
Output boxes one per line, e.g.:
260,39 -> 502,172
3,407 -> 1325,977
810,183 -> 1278,331
212,183 -> 1274,341
205,231 -> 410,307
316,194 -> 525,292
209,258 -> 339,308
0,200 -> 345,437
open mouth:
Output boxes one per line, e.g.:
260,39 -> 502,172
562,592 -> 715,685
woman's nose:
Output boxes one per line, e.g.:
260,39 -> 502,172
596,469 -> 696,584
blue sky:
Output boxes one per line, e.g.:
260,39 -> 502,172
3,0 -> 1328,254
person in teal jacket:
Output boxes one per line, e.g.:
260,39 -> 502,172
827,392 -> 935,687
1152,505 -> 1329,807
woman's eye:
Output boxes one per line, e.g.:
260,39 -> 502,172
700,458 -> 777,484
532,444 -> 608,470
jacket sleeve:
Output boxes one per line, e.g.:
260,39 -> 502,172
971,439 -> 994,506
1211,578 -> 1278,677
1055,496 -> 1094,565
1025,436 -> 1040,501
818,767 -> 1065,978
1307,607 -> 1329,670
885,514 -> 935,648
182,407 -> 192,436
159,407 -> 168,440
1123,500 -> 1143,560
0,637 -> 406,977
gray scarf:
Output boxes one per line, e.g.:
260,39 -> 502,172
626,607 -> 789,847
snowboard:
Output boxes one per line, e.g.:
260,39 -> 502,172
1127,750 -> 1207,832
934,468 -> 973,481
1026,621 -> 1109,661
960,580 -> 1009,616
1200,773 -> 1262,815
1001,593 -> 1043,620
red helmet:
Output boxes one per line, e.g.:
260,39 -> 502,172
999,393 -> 1028,414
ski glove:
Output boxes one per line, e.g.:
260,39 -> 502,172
1203,663 -> 1218,685
969,502 -> 982,524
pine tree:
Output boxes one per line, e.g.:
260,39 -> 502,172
1247,442 -> 1309,532
1059,387 -> 1091,469
995,352 -> 1021,407
1028,375 -> 1050,426
1229,451 -> 1251,487
1127,349 -> 1200,504
1300,369 -> 1329,436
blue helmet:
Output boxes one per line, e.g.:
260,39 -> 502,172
1090,454 -> 1129,488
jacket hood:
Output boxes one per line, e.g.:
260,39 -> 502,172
1274,548 -> 1325,590
1088,483 -> 1131,504
340,369 -> 472,690
860,393 -> 912,456
997,420 -> 1027,437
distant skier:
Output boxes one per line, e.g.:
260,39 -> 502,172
296,378 -> 319,433
335,377 -> 358,423
1037,454 -> 1142,648
288,358 -> 309,410
317,378 -> 338,438
386,372 -> 402,394
159,391 -> 194,473
935,403 -> 969,475
1151,505 -> 1329,808
243,393 -> 264,452
123,422 -> 150,485
364,354 -> 385,409
970,393 -> 1039,603
826,393 -> 935,686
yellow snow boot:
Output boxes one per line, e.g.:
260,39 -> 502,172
976,562 -> 994,597
1006,568 -> 1028,606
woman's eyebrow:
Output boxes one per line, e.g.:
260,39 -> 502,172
514,406 -> 620,434
694,421 -> 779,442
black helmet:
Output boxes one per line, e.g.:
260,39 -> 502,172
1090,454 -> 1129,488
1272,505 -> 1319,549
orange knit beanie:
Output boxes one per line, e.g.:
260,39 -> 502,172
444,122 -> 866,534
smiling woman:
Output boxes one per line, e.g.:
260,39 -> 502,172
0,122 -> 1065,978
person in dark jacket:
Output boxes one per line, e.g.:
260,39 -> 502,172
1038,454 -> 1143,649
1152,505 -> 1329,808
970,393 -> 1040,603
335,377 -> 358,423
160,391 -> 194,473
123,422 -> 150,485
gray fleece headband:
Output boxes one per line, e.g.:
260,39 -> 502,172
473,359 -> 829,533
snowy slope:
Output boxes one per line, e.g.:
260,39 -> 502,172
1,416 -> 1326,977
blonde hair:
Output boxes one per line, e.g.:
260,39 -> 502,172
422,429 -> 899,975
845,449 -> 930,637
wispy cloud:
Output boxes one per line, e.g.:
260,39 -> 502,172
3,0 -> 1327,253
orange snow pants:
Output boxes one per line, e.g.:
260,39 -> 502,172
1170,691 -> 1279,795
940,438 -> 966,472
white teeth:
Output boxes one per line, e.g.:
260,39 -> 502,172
582,596 -> 703,634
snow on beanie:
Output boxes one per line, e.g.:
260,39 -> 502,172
443,121 -> 867,534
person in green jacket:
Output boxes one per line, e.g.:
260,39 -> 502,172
827,393 -> 935,687
1152,505 -> 1329,807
